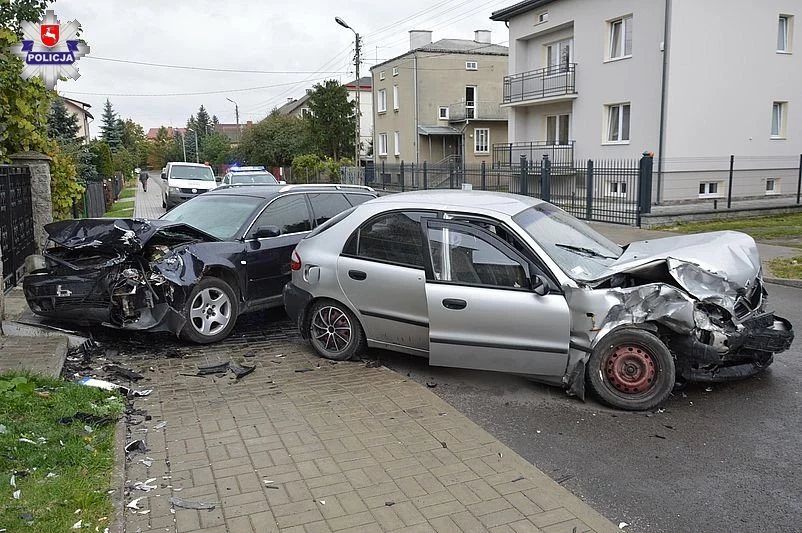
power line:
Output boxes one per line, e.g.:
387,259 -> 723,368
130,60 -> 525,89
83,55 -> 350,75
59,78 -> 333,97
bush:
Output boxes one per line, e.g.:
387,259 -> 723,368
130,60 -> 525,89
291,154 -> 322,183
47,142 -> 85,220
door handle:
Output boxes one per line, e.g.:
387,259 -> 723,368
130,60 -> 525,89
442,298 -> 467,310
348,270 -> 367,281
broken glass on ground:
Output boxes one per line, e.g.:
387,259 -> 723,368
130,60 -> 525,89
169,496 -> 215,510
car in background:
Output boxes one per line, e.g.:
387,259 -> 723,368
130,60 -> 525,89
23,184 -> 377,344
220,166 -> 281,186
162,162 -> 218,210
284,190 -> 793,411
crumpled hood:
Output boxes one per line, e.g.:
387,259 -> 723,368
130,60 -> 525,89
44,218 -> 218,254
600,230 -> 761,311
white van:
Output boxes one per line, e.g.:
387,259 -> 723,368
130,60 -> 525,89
162,162 -> 217,209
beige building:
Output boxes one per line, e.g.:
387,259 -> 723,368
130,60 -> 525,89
61,96 -> 93,144
370,30 -> 509,166
491,0 -> 802,202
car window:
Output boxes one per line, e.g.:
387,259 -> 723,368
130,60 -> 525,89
427,225 -> 528,288
345,193 -> 374,206
230,172 -> 278,184
345,211 -> 431,268
250,194 -> 311,237
159,195 -> 264,240
169,165 -> 215,181
307,193 -> 352,227
306,206 -> 357,239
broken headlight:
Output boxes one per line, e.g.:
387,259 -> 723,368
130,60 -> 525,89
24,254 -> 46,274
158,253 -> 184,273
693,307 -> 712,329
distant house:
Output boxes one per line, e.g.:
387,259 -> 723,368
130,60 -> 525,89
344,76 -> 373,158
61,96 -> 93,144
146,126 -> 186,140
213,121 -> 253,145
276,91 -> 313,118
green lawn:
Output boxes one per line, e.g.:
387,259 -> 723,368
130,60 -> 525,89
0,373 -> 123,531
102,196 -> 135,218
117,187 -> 137,200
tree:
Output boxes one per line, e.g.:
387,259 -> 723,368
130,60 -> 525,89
148,126 -> 171,169
306,80 -> 356,160
235,113 -> 312,167
91,141 -> 114,177
47,97 -> 80,143
99,99 -> 122,149
120,118 -> 148,166
166,130 -> 185,162
195,105 -> 211,145
0,0 -> 54,161
201,132 -> 231,164
211,115 -> 220,126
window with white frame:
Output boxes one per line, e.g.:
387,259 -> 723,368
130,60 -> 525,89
546,114 -> 570,145
608,181 -> 627,197
771,101 -> 786,138
438,106 -> 449,120
392,66 -> 399,76
546,39 -> 572,74
699,182 -> 721,197
474,128 -> 489,153
379,71 -> 385,80
606,103 -> 630,143
778,15 -> 792,52
538,11 -> 549,23
393,85 -> 399,110
609,15 -> 633,59
766,178 -> 780,194
394,131 -> 400,156
465,61 -> 478,71
378,89 -> 387,113
378,133 -> 388,155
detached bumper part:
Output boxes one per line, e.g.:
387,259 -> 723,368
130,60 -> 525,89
283,282 -> 313,336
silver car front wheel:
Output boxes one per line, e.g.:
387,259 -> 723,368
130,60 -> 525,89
308,300 -> 364,361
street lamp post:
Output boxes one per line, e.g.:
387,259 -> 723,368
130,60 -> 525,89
226,97 -> 240,142
335,16 -> 361,169
181,130 -> 187,162
187,127 -> 199,163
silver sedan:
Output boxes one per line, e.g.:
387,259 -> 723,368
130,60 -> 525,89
283,190 -> 793,411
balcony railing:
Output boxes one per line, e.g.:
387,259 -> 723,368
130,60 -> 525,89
492,141 -> 575,168
503,63 -> 577,104
447,101 -> 507,122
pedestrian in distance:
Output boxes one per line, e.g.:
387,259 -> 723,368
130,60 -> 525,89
139,169 -> 149,192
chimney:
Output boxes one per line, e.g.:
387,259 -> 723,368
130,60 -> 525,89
409,30 -> 433,51
286,97 -> 294,103
474,30 -> 491,44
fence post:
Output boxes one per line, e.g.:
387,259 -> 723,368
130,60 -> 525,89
381,160 -> 386,190
797,154 -> 801,205
541,155 -> 551,203
586,159 -> 594,220
449,161 -> 455,189
423,161 -> 428,190
400,161 -> 405,192
519,155 -> 528,196
727,154 -> 734,209
481,161 -> 487,190
638,152 -> 654,225
411,162 -> 415,189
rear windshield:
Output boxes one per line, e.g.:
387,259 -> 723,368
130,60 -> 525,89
160,194 -> 264,240
170,165 -> 215,181
230,172 -> 278,184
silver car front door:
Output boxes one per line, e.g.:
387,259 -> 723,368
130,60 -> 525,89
424,220 -> 571,378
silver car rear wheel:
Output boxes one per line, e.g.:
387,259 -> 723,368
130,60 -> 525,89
308,300 -> 364,361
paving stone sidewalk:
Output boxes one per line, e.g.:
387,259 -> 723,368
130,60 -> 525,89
118,331 -> 618,533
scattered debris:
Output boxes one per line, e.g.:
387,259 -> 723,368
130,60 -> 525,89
440,441 -> 447,449
651,434 -> 667,440
705,387 -> 713,392
426,381 -> 437,388
10,474 -> 16,487
19,438 -> 37,445
663,424 -> 675,430
263,479 -> 279,489
77,377 -> 152,397
196,362 -> 229,375
20,511 -> 33,524
138,458 -> 153,468
243,351 -> 257,358
274,353 -> 285,358
511,475 -> 525,483
46,472 -> 58,478
619,522 -> 630,529
228,362 -> 255,379
0,424 -> 6,434
555,475 -> 574,485
125,440 -> 148,454
319,500 -> 326,505
105,364 -> 144,381
169,496 -> 215,510
72,519 -> 82,529
13,489 -> 21,499
385,501 -> 395,507
132,479 -> 158,492
59,412 -> 114,426
153,421 -> 167,430
83,425 -> 93,435
364,359 -> 381,368
126,497 -> 145,510
294,368 -> 314,373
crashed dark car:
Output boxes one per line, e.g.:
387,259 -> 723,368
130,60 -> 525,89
284,190 -> 795,411
22,184 -> 376,344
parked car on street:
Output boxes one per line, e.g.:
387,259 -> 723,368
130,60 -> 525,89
22,184 -> 377,344
284,190 -> 794,411
162,162 -> 218,210
219,166 -> 280,186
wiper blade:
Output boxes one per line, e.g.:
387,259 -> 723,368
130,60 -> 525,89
555,243 -> 617,259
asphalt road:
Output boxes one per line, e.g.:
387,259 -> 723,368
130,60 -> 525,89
370,282 -> 802,533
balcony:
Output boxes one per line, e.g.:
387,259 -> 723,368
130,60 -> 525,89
491,141 -> 575,169
447,101 -> 507,122
502,64 -> 577,106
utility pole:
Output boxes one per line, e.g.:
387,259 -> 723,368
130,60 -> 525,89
226,98 -> 240,142
181,130 -> 187,162
336,17 -> 361,169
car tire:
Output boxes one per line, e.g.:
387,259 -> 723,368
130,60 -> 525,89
587,328 -> 675,411
306,299 -> 365,361
180,277 -> 238,344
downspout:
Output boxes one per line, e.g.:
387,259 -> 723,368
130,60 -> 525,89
656,0 -> 671,204
414,51 -> 420,165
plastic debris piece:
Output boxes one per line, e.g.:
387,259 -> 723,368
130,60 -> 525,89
196,362 -> 229,375
440,441 -> 447,449
13,489 -> 21,499
154,421 -> 167,430
426,381 -> 437,388
19,438 -> 37,444
84,425 -> 93,434
385,501 -> 395,507
21,511 -> 33,524
126,497 -> 145,510
705,387 -> 713,392
138,510 -> 151,515
125,440 -> 147,454
619,522 -> 629,529
105,365 -> 144,381
139,458 -> 153,467
319,500 -> 326,505
72,519 -> 82,529
46,472 -> 58,478
0,424 -> 6,434
274,354 -> 285,358
228,362 -> 255,379
512,475 -> 525,482
60,412 -> 114,426
74,509 -> 81,514
10,474 -> 15,487
294,368 -> 313,373
133,479 -> 158,492
77,377 -> 151,397
169,496 -> 215,510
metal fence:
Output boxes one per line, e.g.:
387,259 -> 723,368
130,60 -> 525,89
1,164 -> 36,292
73,175 -> 124,218
342,155 -> 652,226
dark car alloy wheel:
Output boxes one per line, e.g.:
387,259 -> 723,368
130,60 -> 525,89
308,300 -> 364,361
587,328 -> 675,411
180,277 -> 238,344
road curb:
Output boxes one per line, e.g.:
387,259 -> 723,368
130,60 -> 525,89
764,277 -> 802,289
109,416 -> 127,533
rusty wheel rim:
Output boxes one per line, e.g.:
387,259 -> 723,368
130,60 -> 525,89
605,344 -> 657,396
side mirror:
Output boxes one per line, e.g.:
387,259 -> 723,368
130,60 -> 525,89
530,275 -> 548,296
253,225 -> 281,239
160,172 -> 167,180
215,176 -> 222,183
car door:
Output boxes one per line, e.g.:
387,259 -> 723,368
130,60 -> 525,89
423,218 -> 571,378
337,210 -> 434,354
243,194 -> 313,306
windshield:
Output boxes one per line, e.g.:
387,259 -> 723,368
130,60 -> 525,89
230,172 -> 278,184
160,195 -> 264,240
170,165 -> 215,181
512,204 -> 623,280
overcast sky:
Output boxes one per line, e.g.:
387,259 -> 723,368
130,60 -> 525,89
50,0 -> 512,137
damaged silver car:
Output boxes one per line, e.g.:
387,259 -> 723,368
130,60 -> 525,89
284,190 -> 794,411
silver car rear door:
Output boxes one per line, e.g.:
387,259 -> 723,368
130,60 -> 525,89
423,219 -> 571,378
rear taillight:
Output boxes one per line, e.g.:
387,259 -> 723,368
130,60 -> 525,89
290,250 -> 302,271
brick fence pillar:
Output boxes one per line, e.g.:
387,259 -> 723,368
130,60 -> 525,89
10,151 -> 53,253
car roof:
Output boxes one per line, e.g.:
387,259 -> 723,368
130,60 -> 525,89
167,162 -> 210,168
367,190 -> 546,216
207,183 -> 376,200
